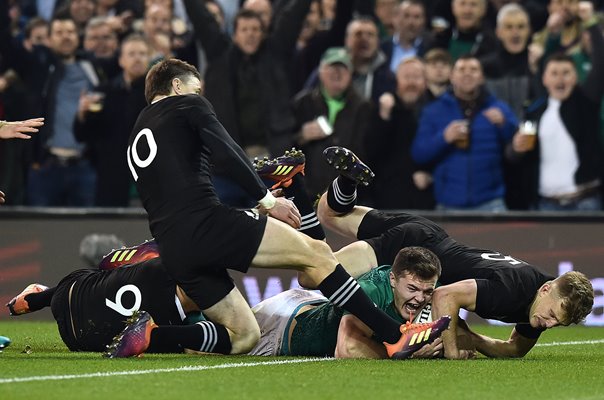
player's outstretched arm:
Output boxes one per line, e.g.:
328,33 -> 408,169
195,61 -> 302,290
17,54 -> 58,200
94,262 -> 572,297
466,327 -> 538,358
0,117 -> 44,139
432,280 -> 478,360
335,314 -> 387,359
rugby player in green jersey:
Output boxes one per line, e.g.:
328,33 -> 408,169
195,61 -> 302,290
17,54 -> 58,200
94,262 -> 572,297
250,246 -> 445,359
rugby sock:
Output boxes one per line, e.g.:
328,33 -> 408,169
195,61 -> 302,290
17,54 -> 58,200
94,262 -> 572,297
24,287 -> 56,312
318,265 -> 401,344
148,321 -> 232,354
283,174 -> 325,240
326,176 -> 357,214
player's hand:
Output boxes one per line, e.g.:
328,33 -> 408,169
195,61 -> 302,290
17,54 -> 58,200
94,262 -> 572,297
445,348 -> 476,359
411,337 -> 444,359
0,190 -> 5,204
0,118 -> 44,140
265,197 -> 301,229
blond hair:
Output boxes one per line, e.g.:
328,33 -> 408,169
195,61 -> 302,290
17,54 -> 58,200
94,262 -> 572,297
554,271 -> 594,325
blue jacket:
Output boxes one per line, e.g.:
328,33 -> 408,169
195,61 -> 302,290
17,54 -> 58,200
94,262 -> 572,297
411,90 -> 518,207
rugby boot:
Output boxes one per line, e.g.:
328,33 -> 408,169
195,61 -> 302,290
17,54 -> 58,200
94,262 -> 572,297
6,283 -> 49,316
98,240 -> 160,271
384,315 -> 451,360
254,148 -> 305,189
104,310 -> 158,358
323,146 -> 375,186
0,336 -> 11,350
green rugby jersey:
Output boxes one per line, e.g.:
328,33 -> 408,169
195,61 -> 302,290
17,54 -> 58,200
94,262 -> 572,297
288,265 -> 405,356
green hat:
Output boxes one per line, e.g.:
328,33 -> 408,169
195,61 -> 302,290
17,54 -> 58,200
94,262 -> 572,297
320,47 -> 352,69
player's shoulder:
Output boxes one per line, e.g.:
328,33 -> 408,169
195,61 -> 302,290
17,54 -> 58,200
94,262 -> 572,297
358,265 -> 391,288
173,94 -> 215,112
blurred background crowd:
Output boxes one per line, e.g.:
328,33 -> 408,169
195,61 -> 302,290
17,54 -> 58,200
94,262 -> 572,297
0,0 -> 603,212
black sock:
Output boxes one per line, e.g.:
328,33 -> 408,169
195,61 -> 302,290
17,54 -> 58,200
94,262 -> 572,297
148,321 -> 232,354
283,174 -> 325,240
317,265 -> 401,343
326,176 -> 357,214
24,287 -> 56,312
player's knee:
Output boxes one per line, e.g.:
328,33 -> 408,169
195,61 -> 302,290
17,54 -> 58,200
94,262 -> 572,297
316,194 -> 335,226
297,271 -> 317,289
229,323 -> 261,354
297,239 -> 336,287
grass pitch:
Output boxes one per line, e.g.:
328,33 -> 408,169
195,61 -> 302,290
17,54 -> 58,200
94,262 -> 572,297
0,321 -> 603,400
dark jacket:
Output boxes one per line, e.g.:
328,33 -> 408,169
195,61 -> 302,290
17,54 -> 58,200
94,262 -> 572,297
0,1 -> 107,162
520,24 -> 604,208
184,0 -> 311,158
293,86 -> 371,196
366,96 -> 435,210
74,75 -> 147,206
429,25 -> 498,61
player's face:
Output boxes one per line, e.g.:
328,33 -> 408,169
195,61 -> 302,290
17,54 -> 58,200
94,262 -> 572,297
529,285 -> 567,329
390,272 -> 437,321
173,76 -> 203,97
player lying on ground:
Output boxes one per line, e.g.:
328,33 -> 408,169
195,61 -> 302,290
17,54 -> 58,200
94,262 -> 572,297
249,246 -> 449,359
6,241 -> 448,358
6,253 -> 210,354
315,146 -> 594,359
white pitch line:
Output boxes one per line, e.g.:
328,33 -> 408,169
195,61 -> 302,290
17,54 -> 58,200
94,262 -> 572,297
0,357 -> 335,384
1,338 -> 602,384
535,339 -> 604,347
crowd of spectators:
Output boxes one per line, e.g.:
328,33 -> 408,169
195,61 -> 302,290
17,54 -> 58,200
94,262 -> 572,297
0,0 -> 603,212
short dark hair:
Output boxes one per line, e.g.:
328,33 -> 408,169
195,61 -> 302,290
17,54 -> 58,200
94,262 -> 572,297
24,17 -> 49,39
120,33 -> 150,55
453,53 -> 483,72
49,15 -> 77,34
544,52 -> 575,68
233,9 -> 266,33
144,58 -> 201,104
391,247 -> 441,281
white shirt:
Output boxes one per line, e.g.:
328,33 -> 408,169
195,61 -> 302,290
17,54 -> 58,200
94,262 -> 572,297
538,98 -> 579,196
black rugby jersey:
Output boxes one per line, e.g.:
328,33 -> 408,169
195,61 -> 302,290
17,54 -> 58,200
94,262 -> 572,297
62,258 -> 184,351
127,95 -> 266,236
360,211 -> 554,338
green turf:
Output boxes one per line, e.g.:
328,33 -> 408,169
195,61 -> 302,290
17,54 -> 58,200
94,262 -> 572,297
1,321 -> 603,400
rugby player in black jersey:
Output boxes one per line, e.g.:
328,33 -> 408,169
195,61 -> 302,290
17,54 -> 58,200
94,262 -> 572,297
122,59 -> 447,359
6,251 -> 206,353
316,146 -> 594,359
